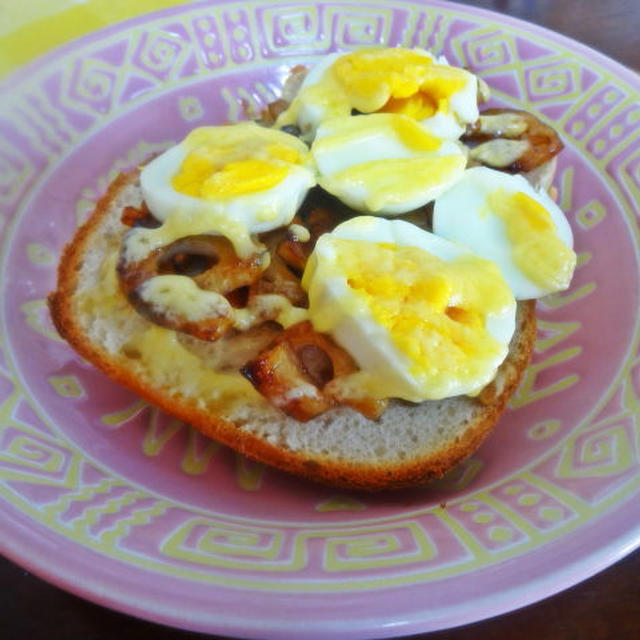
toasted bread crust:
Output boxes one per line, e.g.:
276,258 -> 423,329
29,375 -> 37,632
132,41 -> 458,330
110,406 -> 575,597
49,169 -> 537,490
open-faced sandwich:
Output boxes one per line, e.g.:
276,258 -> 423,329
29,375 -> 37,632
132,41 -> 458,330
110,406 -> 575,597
49,47 -> 575,489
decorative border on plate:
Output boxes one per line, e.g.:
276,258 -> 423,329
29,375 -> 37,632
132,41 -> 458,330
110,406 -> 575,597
1,0 -> 639,592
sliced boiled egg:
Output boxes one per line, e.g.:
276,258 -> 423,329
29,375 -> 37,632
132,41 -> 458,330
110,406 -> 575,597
302,216 -> 517,401
130,123 -> 316,260
311,113 -> 466,214
276,46 -> 479,140
433,166 -> 576,299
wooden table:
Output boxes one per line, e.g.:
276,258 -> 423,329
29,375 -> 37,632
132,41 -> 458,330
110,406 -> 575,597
3,1 -> 640,638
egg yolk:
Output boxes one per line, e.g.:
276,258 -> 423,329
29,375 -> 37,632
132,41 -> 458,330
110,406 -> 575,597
172,131 -> 303,199
277,47 -> 472,132
380,93 -> 438,120
306,238 -> 514,392
488,189 -> 577,291
332,47 -> 468,116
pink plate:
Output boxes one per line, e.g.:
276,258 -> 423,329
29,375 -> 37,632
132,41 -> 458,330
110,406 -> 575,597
1,1 -> 639,638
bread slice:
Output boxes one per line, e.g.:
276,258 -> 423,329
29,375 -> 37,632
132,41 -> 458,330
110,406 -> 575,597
49,169 -> 536,490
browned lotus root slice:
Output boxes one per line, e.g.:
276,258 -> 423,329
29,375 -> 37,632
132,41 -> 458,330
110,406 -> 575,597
117,233 -> 267,341
120,203 -> 161,229
249,252 -> 308,307
259,65 -> 308,126
277,205 -> 344,272
243,339 -> 336,421
241,321 -> 387,422
130,293 -> 234,342
463,108 -> 563,172
178,321 -> 283,373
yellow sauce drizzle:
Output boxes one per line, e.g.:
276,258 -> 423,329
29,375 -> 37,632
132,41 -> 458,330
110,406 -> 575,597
488,189 -> 577,291
305,237 -> 514,398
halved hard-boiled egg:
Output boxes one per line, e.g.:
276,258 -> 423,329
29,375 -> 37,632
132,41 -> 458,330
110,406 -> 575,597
311,113 -> 467,214
276,47 -> 479,140
433,166 -> 576,299
128,123 -> 316,260
302,216 -> 517,402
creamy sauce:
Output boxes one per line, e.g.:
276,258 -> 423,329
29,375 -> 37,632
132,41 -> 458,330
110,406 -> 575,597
277,47 -> 473,132
138,273 -> 308,330
476,113 -> 528,138
138,275 -> 232,322
488,188 -> 577,290
304,235 -> 514,399
319,155 -> 466,212
469,139 -> 530,168
287,223 -> 310,242
78,248 -> 265,410
123,208 -> 262,262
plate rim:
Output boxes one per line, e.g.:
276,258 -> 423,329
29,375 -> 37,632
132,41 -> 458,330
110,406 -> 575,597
1,0 -> 640,637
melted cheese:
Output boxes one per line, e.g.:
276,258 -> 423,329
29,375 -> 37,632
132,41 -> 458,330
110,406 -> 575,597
488,188 -> 577,291
312,112 -> 442,154
77,248 -> 264,411
276,47 -> 478,139
432,166 -> 576,300
319,155 -> 466,212
136,274 -> 308,330
123,209 -> 262,263
138,123 -> 316,258
311,113 -> 466,214
303,217 -> 516,401
138,275 -> 232,322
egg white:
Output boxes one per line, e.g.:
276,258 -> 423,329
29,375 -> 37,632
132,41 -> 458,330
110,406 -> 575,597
139,123 -> 316,244
287,52 -> 342,139
311,113 -> 467,214
303,216 -> 517,401
276,47 -> 479,141
432,166 -> 575,299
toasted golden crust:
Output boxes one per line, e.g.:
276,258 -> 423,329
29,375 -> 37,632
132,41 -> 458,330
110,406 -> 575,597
49,170 -> 537,490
